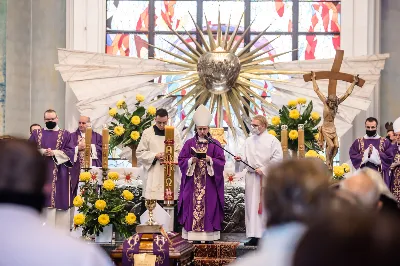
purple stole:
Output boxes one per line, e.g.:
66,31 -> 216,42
357,137 -> 386,172
122,234 -> 170,266
391,146 -> 400,203
192,141 -> 208,232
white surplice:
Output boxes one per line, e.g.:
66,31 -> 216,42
239,131 -> 283,238
137,126 -> 182,200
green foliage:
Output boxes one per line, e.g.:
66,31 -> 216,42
74,174 -> 136,238
108,100 -> 155,152
268,100 -> 321,152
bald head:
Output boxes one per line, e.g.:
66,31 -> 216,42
78,116 -> 90,132
340,172 -> 380,209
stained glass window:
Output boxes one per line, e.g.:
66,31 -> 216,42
105,0 -> 341,162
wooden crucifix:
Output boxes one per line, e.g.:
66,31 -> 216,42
303,50 -> 365,171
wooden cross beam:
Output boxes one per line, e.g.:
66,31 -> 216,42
303,50 -> 365,95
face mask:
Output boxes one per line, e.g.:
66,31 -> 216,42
252,128 -> 260,135
366,130 -> 377,137
45,121 -> 57,129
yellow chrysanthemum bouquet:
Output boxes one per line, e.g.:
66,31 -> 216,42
108,94 -> 157,151
73,171 -> 137,238
333,163 -> 351,180
267,98 -> 322,153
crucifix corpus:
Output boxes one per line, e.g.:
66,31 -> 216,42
303,50 -> 365,170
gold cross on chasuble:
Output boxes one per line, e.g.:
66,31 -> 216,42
303,50 -> 366,95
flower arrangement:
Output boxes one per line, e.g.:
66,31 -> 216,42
305,149 -> 326,161
268,98 -> 322,152
73,171 -> 137,238
333,163 -> 351,180
108,94 -> 156,151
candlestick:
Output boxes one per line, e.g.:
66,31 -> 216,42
163,126 -> 175,206
281,125 -> 289,159
102,126 -> 109,169
84,127 -> 92,169
298,124 -> 305,158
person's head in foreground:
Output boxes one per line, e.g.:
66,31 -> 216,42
339,168 -> 383,211
0,138 -> 46,212
294,207 -> 400,266
265,158 -> 332,227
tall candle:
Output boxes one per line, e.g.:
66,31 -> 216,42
281,125 -> 289,159
164,125 -> 175,206
298,124 -> 305,158
102,126 -> 109,169
84,127 -> 92,169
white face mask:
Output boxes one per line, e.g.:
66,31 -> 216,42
252,127 -> 260,135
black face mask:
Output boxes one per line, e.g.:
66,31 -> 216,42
366,130 -> 377,137
45,121 -> 57,129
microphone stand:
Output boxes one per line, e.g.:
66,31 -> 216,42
206,136 -> 256,171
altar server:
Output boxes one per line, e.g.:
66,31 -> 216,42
137,108 -> 182,200
234,115 -> 283,246
178,105 -> 226,242
29,109 -> 75,231
349,117 -> 394,188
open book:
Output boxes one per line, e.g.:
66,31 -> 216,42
191,147 -> 207,159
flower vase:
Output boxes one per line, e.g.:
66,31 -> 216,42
130,144 -> 138,167
95,224 -> 113,243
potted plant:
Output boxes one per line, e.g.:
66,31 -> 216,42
267,98 -> 321,156
73,171 -> 137,242
108,94 -> 156,166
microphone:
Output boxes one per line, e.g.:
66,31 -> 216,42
205,136 -> 255,170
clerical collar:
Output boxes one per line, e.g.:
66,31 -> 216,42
364,134 -> 381,139
153,125 -> 165,136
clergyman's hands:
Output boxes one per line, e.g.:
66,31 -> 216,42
44,148 -> 54,157
155,152 -> 165,161
255,168 -> 264,176
78,141 -> 85,151
191,157 -> 199,164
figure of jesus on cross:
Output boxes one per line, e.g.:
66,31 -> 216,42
303,50 -> 365,170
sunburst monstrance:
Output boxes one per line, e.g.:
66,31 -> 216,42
139,11 -> 306,136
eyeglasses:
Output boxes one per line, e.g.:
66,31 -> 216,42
79,122 -> 87,125
250,124 -> 260,128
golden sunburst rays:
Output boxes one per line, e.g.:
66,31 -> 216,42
139,10 -> 308,137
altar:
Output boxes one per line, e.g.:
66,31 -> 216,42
85,158 -> 246,235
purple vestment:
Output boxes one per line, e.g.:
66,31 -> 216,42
349,136 -> 394,187
390,144 -> 400,203
177,136 -> 225,232
69,129 -> 102,197
29,129 -> 75,210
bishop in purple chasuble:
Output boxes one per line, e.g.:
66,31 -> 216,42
29,129 -> 75,210
69,129 -> 102,197
177,136 -> 226,232
349,135 -> 394,187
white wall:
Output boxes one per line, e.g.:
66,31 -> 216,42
340,0 -> 381,165
65,0 -> 106,132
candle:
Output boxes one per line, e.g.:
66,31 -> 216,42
84,127 -> 92,169
165,126 -> 174,139
298,124 -> 305,158
164,125 -> 175,206
281,125 -> 289,159
102,126 -> 109,169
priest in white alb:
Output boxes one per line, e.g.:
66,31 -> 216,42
136,108 -> 182,230
234,115 -> 283,246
